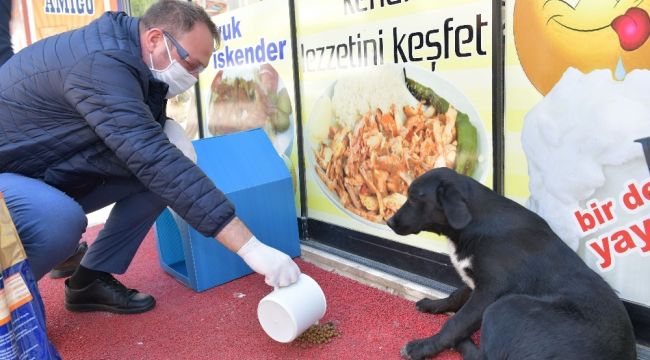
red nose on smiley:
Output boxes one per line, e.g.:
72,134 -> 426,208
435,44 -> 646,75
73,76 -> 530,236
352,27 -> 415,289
611,7 -> 650,51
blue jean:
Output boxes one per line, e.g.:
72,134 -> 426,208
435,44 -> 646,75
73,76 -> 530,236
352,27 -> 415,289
0,173 -> 166,280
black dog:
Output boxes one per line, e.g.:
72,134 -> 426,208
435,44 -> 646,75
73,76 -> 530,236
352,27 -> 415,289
386,168 -> 636,360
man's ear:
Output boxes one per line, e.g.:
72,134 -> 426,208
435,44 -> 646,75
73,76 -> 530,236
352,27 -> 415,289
438,181 -> 471,229
143,28 -> 164,53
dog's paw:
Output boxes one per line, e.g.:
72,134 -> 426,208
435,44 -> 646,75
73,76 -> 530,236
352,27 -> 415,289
400,344 -> 414,359
415,298 -> 438,313
400,341 -> 424,360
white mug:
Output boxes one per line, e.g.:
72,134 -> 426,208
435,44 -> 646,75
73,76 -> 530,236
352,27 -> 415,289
257,273 -> 327,343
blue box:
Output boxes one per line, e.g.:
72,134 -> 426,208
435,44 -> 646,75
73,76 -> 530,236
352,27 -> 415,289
154,128 -> 301,292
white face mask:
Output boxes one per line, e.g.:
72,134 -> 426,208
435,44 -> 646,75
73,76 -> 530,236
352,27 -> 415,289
149,37 -> 198,99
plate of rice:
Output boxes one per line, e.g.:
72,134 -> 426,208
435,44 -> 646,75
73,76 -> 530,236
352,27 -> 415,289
307,64 -> 489,228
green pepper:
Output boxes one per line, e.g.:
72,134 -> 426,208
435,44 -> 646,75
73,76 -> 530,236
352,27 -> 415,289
454,112 -> 478,176
403,69 -> 479,177
404,70 -> 449,114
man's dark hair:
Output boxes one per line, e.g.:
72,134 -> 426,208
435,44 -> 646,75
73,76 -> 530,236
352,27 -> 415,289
141,0 -> 220,48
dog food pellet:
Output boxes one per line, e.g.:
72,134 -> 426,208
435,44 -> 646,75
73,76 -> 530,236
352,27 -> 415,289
294,321 -> 341,347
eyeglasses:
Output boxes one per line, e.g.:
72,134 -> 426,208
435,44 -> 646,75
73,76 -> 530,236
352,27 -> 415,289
162,30 -> 207,75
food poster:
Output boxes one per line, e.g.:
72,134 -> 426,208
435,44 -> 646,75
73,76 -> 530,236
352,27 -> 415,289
167,89 -> 201,140
296,1 -> 494,254
21,0 -> 121,44
197,0 -> 300,207
504,0 -> 650,306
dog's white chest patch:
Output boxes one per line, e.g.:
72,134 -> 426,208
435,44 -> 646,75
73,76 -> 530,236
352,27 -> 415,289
448,242 -> 475,289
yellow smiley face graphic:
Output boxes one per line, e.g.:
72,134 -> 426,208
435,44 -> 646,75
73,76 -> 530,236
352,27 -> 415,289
514,0 -> 650,95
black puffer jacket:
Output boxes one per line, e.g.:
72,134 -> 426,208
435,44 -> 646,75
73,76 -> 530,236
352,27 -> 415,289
0,12 -> 235,237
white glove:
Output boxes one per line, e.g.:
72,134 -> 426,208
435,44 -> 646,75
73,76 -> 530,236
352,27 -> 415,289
237,236 -> 300,287
163,119 -> 197,163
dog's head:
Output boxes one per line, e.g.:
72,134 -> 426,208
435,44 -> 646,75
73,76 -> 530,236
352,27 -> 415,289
387,168 -> 472,236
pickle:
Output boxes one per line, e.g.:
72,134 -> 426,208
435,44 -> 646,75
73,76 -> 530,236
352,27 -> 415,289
404,70 -> 449,114
273,109 -> 291,132
277,88 -> 292,115
454,112 -> 478,176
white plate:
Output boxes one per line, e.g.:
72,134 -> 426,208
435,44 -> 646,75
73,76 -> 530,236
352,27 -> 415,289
204,65 -> 294,156
306,64 -> 489,229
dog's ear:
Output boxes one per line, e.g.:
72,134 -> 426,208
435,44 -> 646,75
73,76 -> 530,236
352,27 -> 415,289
438,181 -> 472,229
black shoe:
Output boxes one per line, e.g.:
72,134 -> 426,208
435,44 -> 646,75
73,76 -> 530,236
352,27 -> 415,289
64,276 -> 156,314
49,241 -> 88,279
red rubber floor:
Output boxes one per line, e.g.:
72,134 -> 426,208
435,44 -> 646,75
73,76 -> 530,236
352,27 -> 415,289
38,225 -> 476,359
